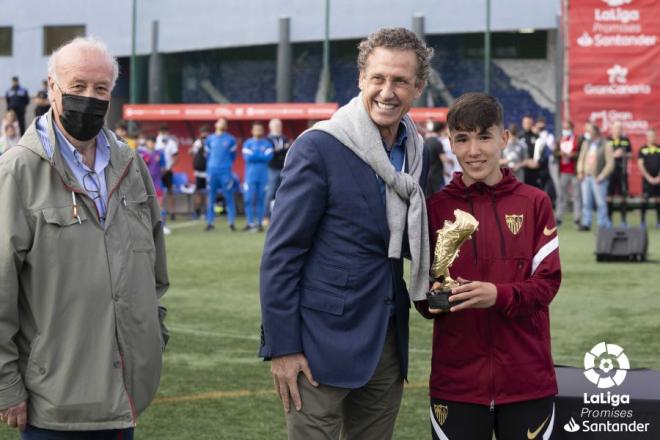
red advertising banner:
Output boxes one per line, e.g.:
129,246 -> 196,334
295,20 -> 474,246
125,104 -> 448,182
123,103 -> 339,121
408,107 -> 448,123
567,0 -> 660,194
123,103 -> 447,123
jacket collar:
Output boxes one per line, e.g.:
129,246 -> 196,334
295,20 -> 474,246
18,108 -> 134,193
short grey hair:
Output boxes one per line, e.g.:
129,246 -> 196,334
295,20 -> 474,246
357,27 -> 434,85
47,36 -> 119,92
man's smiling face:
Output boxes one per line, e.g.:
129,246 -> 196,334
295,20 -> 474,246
358,47 -> 424,142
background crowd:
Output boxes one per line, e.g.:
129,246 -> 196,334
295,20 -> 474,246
1,74 -> 659,232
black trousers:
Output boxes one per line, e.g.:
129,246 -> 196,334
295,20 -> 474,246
430,396 -> 555,439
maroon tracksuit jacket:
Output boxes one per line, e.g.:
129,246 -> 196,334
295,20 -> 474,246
417,169 -> 562,406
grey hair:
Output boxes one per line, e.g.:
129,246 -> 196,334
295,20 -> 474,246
357,27 -> 434,85
47,36 -> 119,95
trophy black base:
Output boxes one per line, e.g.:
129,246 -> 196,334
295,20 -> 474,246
426,288 -> 461,311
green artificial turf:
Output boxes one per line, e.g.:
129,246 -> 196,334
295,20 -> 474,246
1,213 -> 658,439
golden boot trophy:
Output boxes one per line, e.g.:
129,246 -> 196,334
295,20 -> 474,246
427,209 -> 479,311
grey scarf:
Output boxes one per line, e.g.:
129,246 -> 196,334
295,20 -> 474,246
310,94 -> 429,302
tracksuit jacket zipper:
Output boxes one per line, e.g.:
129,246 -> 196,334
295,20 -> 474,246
57,158 -> 138,425
464,187 -> 507,410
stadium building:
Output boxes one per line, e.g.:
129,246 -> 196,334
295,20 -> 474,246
0,0 -> 561,129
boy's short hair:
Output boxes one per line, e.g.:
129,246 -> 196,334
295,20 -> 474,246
447,92 -> 504,133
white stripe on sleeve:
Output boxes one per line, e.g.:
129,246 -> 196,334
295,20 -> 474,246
531,236 -> 559,275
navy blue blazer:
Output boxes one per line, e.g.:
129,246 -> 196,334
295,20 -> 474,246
259,130 -> 428,388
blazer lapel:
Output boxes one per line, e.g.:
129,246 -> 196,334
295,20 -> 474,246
340,146 -> 390,245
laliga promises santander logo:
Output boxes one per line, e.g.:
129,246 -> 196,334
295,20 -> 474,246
584,342 -> 630,388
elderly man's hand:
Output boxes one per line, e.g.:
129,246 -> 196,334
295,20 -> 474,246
271,353 -> 318,413
0,401 -> 28,432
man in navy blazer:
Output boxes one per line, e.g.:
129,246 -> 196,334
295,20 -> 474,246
260,28 -> 432,440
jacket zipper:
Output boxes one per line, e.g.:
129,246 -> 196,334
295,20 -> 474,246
467,197 -> 478,262
491,194 -> 506,257
108,159 -> 138,424
488,193 -> 504,410
466,187 -> 500,409
107,158 -> 135,205
45,149 -> 139,422
488,308 -> 495,412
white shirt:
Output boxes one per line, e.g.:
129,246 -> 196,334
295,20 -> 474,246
533,130 -> 555,162
441,136 -> 462,184
156,134 -> 179,171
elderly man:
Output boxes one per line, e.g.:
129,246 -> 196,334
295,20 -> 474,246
0,37 -> 168,439
259,28 -> 431,439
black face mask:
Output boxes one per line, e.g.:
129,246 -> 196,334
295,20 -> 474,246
59,93 -> 109,141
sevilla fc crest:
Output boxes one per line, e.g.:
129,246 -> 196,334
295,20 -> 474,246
505,214 -> 524,235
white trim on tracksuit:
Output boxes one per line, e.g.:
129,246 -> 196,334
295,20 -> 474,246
531,236 -> 559,275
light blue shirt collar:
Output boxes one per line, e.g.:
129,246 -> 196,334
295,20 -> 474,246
53,122 -> 111,177
36,115 -> 111,225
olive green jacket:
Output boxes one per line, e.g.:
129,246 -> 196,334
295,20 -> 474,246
0,111 -> 169,430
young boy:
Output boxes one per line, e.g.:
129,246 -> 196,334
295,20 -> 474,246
637,128 -> 660,228
417,93 -> 561,439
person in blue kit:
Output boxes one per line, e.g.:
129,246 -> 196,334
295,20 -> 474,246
242,121 -> 273,232
205,118 -> 238,231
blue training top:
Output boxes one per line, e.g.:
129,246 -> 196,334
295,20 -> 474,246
242,137 -> 274,180
205,132 -> 237,173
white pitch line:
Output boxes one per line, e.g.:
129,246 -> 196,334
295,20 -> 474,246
166,220 -> 204,230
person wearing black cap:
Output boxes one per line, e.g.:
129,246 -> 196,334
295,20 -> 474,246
5,76 -> 29,135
